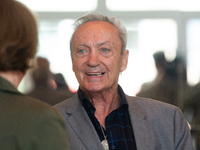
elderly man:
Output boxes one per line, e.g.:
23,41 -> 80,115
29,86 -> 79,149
54,13 -> 194,150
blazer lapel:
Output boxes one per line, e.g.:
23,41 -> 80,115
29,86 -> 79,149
126,95 -> 156,150
65,94 -> 104,150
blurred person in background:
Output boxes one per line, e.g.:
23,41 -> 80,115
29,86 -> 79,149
137,51 -> 191,109
54,13 -> 194,150
54,73 -> 75,98
0,0 -> 70,149
136,51 -> 170,102
27,57 -> 74,105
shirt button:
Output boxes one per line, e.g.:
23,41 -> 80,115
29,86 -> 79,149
112,146 -> 115,149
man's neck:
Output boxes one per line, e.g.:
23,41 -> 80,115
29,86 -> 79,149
85,89 -> 121,128
94,96 -> 120,128
0,71 -> 24,88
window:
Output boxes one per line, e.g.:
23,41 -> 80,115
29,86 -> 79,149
17,0 -> 97,11
106,0 -> 200,11
186,19 -> 200,85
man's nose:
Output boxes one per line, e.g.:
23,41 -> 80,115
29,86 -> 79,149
86,50 -> 101,67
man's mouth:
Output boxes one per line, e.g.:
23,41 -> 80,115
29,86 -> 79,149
86,72 -> 105,76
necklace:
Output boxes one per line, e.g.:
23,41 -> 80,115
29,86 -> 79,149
100,125 -> 109,150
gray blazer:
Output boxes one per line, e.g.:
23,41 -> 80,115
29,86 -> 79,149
54,93 -> 194,150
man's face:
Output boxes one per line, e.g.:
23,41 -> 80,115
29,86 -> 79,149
71,21 -> 129,93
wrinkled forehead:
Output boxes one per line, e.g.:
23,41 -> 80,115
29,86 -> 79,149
71,21 -> 121,47
76,21 -> 118,35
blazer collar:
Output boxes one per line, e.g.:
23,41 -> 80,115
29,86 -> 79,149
126,95 -> 156,150
65,93 -> 104,150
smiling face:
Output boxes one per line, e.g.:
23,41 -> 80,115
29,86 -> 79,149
71,21 -> 129,94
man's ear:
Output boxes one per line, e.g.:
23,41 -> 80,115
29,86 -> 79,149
120,50 -> 129,72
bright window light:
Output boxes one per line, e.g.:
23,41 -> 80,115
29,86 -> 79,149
17,0 -> 97,12
106,0 -> 200,11
138,19 -> 177,61
187,19 -> 200,85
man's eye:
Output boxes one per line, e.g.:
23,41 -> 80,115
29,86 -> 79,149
76,49 -> 89,58
78,49 -> 85,53
100,48 -> 113,57
102,48 -> 109,52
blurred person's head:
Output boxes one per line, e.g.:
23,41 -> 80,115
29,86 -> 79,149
36,57 -> 50,70
0,0 -> 38,74
31,68 -> 50,84
167,56 -> 187,82
153,51 -> 167,74
70,13 -> 127,55
54,73 -> 69,90
31,67 -> 55,88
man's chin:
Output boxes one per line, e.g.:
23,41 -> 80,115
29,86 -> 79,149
82,84 -> 104,93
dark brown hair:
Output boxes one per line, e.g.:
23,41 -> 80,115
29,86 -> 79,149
0,0 -> 38,73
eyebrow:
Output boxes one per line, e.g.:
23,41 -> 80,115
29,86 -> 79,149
78,44 -> 89,48
98,41 -> 110,47
77,41 -> 110,48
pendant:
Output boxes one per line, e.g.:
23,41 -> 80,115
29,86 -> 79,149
101,139 -> 109,150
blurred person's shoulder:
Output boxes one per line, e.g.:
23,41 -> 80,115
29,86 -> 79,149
1,90 -> 66,122
0,92 -> 69,150
21,94 -> 65,118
